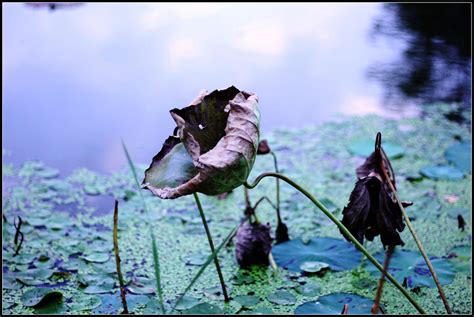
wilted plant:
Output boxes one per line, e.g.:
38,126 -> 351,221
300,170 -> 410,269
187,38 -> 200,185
142,86 -> 260,199
135,88 -> 429,314
142,86 -> 260,301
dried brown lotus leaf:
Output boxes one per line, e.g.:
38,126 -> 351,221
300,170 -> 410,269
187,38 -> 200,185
143,86 -> 260,199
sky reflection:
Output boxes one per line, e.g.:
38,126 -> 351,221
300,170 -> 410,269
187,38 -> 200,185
3,3 -> 405,174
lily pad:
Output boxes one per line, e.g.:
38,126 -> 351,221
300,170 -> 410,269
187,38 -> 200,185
272,237 -> 362,272
445,142 -> 471,172
267,290 -> 296,305
234,295 -> 261,308
67,294 -> 102,311
420,165 -> 464,180
21,288 -> 63,307
348,140 -> 404,159
243,307 -> 274,314
127,278 -> 156,295
231,271 -> 255,285
448,245 -> 471,273
171,295 -> 201,311
16,268 -> 55,285
181,253 -> 208,266
92,294 -> 151,314
295,292 -> 379,314
182,302 -> 224,314
364,249 -> 455,288
83,252 -> 110,263
300,261 -> 330,274
295,283 -> 320,297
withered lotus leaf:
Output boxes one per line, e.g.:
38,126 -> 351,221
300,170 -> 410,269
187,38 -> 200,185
142,86 -> 260,199
341,133 -> 406,248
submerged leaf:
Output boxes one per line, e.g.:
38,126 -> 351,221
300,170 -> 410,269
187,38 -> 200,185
143,86 -> 260,199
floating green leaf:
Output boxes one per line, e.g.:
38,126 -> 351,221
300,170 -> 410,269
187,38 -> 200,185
83,252 -> 110,263
182,302 -> 224,314
448,245 -> 471,273
348,140 -> 404,159
234,295 -> 261,308
21,288 -> 63,307
67,294 -> 102,311
272,237 -> 362,272
92,294 -> 150,314
181,253 -> 208,266
127,278 -> 156,295
295,283 -> 320,297
242,307 -> 274,314
364,249 -> 455,288
170,295 -> 201,311
420,165 -> 464,180
300,261 -> 330,274
267,290 -> 296,305
295,292 -> 379,314
445,142 -> 471,172
231,271 -> 255,285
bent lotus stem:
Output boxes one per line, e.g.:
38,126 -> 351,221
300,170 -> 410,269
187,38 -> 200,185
193,193 -> 229,302
244,172 -> 426,314
379,150 -> 452,314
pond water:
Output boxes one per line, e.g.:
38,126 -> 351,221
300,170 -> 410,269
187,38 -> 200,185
2,3 -> 470,174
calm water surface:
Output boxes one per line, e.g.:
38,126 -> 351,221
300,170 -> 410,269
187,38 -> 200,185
2,3 -> 418,174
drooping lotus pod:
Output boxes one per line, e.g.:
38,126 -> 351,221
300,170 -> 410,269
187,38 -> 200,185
235,221 -> 272,268
142,86 -> 260,199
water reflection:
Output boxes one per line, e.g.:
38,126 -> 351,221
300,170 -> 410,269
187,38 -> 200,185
3,3 -> 437,174
368,3 -> 471,108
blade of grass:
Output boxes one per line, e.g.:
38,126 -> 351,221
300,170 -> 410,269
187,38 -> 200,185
171,218 -> 245,312
122,140 -> 166,314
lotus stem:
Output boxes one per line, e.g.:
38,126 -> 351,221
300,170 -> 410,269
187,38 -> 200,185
270,152 -> 282,223
379,150 -> 452,314
113,200 -> 129,314
253,196 -> 278,212
193,192 -> 229,302
371,244 -> 395,314
244,172 -> 426,314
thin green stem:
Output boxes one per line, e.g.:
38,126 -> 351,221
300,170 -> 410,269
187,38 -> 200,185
244,172 -> 426,314
193,193 -> 229,302
270,152 -> 281,223
122,140 -> 166,314
113,200 -> 129,314
172,222 -> 241,312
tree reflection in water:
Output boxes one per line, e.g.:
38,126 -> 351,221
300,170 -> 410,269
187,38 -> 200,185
368,4 -> 471,110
